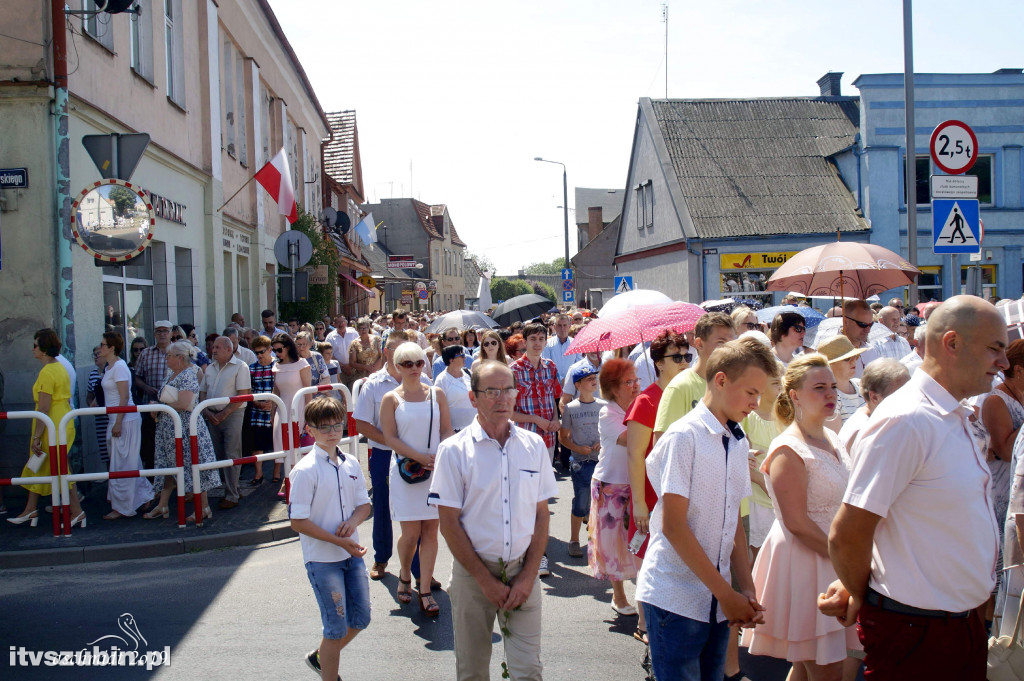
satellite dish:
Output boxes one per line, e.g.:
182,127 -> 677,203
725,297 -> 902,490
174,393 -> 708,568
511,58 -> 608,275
319,207 -> 337,227
336,212 -> 351,235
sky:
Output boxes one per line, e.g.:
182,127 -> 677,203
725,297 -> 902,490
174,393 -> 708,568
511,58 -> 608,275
268,0 -> 1023,275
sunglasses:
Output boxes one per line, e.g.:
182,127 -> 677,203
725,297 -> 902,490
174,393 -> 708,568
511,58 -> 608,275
272,347 -> 285,354
482,340 -> 499,347
444,336 -> 460,343
256,349 -> 270,355
791,325 -> 806,334
844,316 -> 872,330
743,322 -> 760,330
665,352 -> 693,364
397,360 -> 426,369
171,336 -> 183,342
311,423 -> 345,433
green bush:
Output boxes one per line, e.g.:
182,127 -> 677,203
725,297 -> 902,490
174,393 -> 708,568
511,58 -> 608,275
530,280 -> 555,301
490,277 -> 533,302
278,207 -> 340,322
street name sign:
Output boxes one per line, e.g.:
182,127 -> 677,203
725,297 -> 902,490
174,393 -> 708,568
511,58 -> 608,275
0,168 -> 29,188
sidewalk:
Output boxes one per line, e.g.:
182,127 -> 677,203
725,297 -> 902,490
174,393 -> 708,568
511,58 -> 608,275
0,466 -> 296,570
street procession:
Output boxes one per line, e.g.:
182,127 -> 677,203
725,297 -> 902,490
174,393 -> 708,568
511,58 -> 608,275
2,2 -> 1024,681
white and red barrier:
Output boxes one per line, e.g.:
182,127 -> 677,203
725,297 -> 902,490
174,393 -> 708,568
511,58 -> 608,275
188,392 -> 290,528
0,410 -> 61,536
286,383 -> 355,503
58,405 -> 185,535
349,378 -> 366,438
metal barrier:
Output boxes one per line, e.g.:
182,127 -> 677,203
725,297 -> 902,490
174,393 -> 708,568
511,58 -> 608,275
349,378 -> 366,437
188,392 -> 290,528
0,410 -> 61,536
59,405 -> 184,535
286,383 -> 355,502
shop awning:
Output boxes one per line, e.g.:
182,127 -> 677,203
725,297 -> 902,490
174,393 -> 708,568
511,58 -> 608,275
341,271 -> 372,293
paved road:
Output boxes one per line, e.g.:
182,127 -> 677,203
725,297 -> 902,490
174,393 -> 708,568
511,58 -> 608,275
1,472 -> 792,680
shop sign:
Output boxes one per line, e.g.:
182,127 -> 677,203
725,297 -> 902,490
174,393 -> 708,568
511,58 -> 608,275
401,289 -> 413,304
308,264 -> 329,285
222,225 -> 251,256
144,190 -> 186,225
719,251 -> 798,271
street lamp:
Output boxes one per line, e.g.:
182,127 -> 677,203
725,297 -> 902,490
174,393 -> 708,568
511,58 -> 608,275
534,157 -> 570,274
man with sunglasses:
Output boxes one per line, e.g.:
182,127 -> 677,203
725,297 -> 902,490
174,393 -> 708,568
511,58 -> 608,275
842,300 -> 881,378
432,327 -> 473,379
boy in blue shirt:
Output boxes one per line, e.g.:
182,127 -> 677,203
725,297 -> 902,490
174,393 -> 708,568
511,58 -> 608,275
289,397 -> 372,681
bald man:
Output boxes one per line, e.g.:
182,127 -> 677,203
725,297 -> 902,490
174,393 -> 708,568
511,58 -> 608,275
823,296 -> 1009,681
868,306 -> 912,361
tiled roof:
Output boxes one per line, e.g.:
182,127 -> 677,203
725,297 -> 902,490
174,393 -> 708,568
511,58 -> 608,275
323,110 -> 357,185
651,98 -> 868,238
412,199 -> 441,239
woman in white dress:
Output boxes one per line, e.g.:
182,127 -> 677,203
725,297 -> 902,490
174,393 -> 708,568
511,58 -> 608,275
98,331 -> 153,519
380,342 -> 453,617
433,345 -> 476,433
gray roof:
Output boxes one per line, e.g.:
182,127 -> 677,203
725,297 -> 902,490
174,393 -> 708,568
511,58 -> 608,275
651,98 -> 868,239
574,187 -> 624,224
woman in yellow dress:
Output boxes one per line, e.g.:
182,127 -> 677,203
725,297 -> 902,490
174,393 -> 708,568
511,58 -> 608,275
8,329 -> 86,528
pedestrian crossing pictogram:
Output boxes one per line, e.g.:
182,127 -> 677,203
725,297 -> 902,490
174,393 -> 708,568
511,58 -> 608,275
932,199 -> 980,255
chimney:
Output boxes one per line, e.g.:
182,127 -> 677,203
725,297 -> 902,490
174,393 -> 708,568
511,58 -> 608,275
587,206 -> 603,244
817,71 -> 843,97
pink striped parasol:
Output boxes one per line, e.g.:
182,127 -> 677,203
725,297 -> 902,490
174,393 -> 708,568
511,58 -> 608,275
565,302 -> 705,354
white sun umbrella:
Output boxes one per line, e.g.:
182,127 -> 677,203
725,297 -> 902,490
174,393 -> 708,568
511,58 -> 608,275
597,288 -> 673,319
809,317 -> 893,349
791,292 -> 881,302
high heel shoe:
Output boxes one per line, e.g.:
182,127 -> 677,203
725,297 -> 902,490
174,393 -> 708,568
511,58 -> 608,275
143,506 -> 169,519
7,511 -> 39,526
70,511 -> 87,529
185,506 -> 212,522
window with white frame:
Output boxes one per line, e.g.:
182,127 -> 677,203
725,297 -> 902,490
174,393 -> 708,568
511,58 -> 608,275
287,120 -> 300,197
221,35 -> 236,157
635,179 -> 654,229
260,84 -> 273,165
129,0 -> 154,82
164,0 -> 184,106
83,0 -> 115,51
235,49 -> 247,166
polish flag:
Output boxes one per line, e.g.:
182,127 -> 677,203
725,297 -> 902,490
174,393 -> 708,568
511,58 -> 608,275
254,149 -> 298,223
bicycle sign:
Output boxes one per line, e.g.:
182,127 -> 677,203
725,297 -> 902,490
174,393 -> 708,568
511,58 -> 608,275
929,120 -> 978,175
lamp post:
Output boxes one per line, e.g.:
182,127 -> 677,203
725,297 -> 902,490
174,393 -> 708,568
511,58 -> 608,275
534,157 -> 570,274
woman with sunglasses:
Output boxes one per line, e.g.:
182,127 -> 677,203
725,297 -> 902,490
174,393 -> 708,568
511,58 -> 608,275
347,316 -> 383,385
504,333 -> 526,367
313,322 -> 328,343
624,332 -> 689,642
244,335 -> 275,485
731,305 -> 762,335
379,342 -> 453,616
179,323 -> 210,369
271,333 -> 311,489
770,312 -> 807,367
476,329 -> 508,364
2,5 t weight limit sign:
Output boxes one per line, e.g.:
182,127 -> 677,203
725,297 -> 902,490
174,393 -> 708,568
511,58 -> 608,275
930,120 -> 978,175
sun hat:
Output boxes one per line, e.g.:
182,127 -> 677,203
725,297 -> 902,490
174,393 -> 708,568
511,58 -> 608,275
817,334 -> 868,364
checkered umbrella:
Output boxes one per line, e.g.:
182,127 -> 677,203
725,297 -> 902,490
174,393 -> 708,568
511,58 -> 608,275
565,302 -> 705,354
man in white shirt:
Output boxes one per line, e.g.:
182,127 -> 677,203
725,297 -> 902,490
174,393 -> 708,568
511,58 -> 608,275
222,326 -> 256,366
430,360 -> 558,681
200,337 -> 251,509
899,325 -> 926,377
869,306 -> 912,361
541,314 -> 575,384
842,300 -> 880,378
825,296 -> 1009,681
327,314 -> 359,377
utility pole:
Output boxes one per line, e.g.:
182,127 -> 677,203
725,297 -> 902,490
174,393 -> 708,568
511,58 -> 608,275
903,0 -> 919,305
52,0 -> 74,361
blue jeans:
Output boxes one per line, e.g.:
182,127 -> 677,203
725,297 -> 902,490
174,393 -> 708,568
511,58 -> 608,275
305,557 -> 371,639
369,448 -> 393,564
642,601 -> 729,681
569,459 -> 597,518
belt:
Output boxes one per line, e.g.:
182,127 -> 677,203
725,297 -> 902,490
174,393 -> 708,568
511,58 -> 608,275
865,587 -> 970,619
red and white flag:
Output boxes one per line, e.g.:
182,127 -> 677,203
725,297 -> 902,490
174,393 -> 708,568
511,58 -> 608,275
254,149 -> 298,223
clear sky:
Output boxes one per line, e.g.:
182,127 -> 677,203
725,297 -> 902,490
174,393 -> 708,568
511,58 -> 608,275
268,0 -> 1022,275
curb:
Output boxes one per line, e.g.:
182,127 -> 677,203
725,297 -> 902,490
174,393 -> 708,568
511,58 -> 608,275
0,521 -> 297,570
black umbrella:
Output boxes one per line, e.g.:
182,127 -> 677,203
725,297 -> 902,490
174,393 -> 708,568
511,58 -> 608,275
490,294 -> 556,326
424,310 -> 499,333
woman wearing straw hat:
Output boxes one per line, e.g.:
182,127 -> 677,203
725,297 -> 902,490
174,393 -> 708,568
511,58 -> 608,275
817,335 -> 868,433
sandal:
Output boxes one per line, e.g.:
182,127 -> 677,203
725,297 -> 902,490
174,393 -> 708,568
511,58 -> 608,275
271,476 -> 281,484
633,628 -> 648,644
419,591 -> 440,617
396,576 -> 413,604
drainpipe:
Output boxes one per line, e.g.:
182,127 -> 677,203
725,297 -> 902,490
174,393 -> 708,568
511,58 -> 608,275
52,0 -> 75,361
852,133 -> 864,211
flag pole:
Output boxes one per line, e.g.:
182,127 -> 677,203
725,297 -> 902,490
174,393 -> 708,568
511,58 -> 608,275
216,174 -> 258,213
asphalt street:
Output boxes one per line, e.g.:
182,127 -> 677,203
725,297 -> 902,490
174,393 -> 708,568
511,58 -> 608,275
0,471 -> 793,681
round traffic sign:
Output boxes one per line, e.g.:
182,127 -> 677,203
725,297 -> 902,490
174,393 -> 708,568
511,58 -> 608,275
562,279 -> 574,291
273,231 -> 313,268
418,290 -> 428,300
929,120 -> 978,175
414,281 -> 426,292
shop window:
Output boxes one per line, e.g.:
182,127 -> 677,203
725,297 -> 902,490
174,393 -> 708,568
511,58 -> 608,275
902,155 -> 931,206
718,251 -> 798,304
916,266 -> 943,303
129,0 -> 154,83
83,1 -> 115,51
961,264 -> 996,299
103,248 -> 156,348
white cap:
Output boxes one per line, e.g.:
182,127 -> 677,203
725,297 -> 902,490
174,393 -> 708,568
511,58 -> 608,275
155,320 -> 174,329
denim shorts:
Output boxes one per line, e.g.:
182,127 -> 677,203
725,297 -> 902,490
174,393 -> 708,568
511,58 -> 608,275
569,459 -> 597,518
305,557 -> 372,639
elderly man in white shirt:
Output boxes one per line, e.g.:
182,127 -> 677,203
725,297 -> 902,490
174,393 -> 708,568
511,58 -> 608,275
868,306 -> 912,361
898,325 -> 926,377
541,313 -> 575,384
222,326 -> 256,365
326,314 -> 359,378
430,360 -> 558,681
200,336 -> 252,509
824,296 -> 1010,681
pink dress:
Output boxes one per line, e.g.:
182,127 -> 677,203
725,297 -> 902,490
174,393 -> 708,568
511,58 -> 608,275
273,359 -> 310,453
741,431 -> 861,665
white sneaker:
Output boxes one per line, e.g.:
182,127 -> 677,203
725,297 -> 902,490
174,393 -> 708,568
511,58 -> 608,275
538,554 -> 551,578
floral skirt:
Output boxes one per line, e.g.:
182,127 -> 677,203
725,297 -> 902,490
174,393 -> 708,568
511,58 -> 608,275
588,479 -> 637,582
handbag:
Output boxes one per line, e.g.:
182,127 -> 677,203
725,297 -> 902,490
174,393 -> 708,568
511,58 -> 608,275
397,388 -> 433,485
989,586 -> 1024,681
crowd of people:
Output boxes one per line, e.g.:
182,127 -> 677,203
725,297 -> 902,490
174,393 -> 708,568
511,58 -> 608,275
7,292 -> 1024,681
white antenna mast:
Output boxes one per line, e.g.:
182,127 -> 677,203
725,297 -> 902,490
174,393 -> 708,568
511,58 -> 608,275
662,4 -> 669,98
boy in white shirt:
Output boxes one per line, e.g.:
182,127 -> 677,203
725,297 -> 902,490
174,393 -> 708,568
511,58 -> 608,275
636,337 -> 778,681
289,397 -> 372,681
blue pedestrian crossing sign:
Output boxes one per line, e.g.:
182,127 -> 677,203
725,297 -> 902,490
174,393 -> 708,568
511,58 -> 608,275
932,199 -> 980,254
614,276 -> 634,295
563,290 -> 575,303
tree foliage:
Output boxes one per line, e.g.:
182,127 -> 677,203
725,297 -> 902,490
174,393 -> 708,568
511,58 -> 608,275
108,186 -> 137,216
530,280 -> 556,301
466,251 -> 496,275
490,277 -> 533,302
278,207 -> 340,323
523,257 -> 567,276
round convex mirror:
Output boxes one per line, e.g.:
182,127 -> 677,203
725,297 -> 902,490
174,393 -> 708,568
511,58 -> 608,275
71,179 -> 155,262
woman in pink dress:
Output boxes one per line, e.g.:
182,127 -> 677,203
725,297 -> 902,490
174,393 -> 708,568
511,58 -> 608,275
271,333 -> 311,492
741,353 -> 860,681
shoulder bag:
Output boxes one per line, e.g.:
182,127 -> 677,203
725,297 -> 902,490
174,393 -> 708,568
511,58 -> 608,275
398,387 -> 433,484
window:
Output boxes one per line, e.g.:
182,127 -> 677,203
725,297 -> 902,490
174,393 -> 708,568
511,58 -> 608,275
174,247 -> 194,325
164,0 -> 184,106
129,0 -> 154,82
965,155 -> 993,206
83,1 -> 115,51
222,36 -> 236,156
902,155 -> 931,206
287,120 -> 300,196
905,154 -> 993,207
634,180 -> 654,229
260,84 -> 274,165
961,264 -> 997,299
235,49 -> 247,165
916,265 -> 943,302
